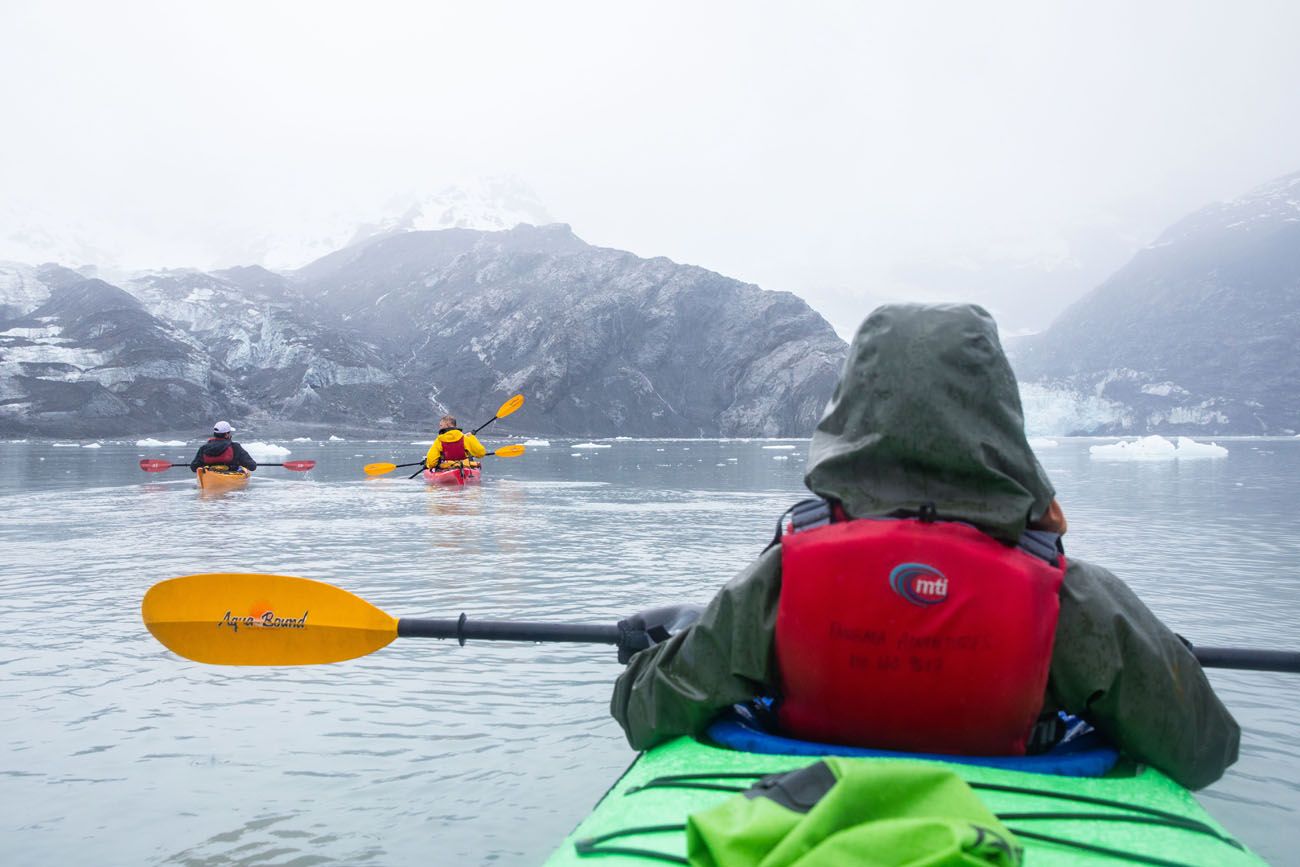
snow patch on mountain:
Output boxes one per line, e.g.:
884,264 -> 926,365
0,263 -> 54,318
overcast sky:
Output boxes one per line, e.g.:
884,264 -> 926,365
2,1 -> 1299,336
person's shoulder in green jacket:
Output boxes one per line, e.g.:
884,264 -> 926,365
610,303 -> 1239,790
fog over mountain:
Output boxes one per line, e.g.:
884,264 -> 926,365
1012,170 -> 1300,436
3,166 -> 1299,438
0,225 -> 845,437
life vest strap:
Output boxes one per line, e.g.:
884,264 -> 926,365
779,496 -> 1064,567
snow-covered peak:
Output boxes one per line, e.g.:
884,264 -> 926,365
0,207 -> 122,273
0,262 -> 59,318
346,176 -> 554,243
0,177 -> 554,274
1148,169 -> 1300,248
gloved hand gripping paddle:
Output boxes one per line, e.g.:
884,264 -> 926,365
617,604 -> 706,664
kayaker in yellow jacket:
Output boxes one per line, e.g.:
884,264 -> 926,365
424,415 -> 487,470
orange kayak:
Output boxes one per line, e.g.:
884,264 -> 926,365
196,467 -> 251,491
422,466 -> 482,486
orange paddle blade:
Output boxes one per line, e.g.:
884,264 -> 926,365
363,462 -> 398,476
142,573 -> 398,666
493,444 -> 526,457
496,394 -> 524,419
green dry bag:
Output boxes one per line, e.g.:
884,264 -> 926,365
686,758 -> 1021,867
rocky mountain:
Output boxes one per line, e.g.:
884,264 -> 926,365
0,226 -> 846,437
0,266 -> 221,433
1012,170 -> 1300,435
297,224 -> 845,436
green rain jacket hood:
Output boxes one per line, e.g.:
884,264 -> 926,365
805,303 -> 1054,542
611,304 -> 1240,792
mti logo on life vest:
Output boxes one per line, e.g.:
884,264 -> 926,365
888,563 -> 949,606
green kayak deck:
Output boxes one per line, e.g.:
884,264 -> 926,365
544,737 -> 1266,866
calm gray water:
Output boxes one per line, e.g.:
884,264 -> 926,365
1,437 -> 1297,865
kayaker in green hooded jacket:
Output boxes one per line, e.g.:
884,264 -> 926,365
610,303 -> 1240,790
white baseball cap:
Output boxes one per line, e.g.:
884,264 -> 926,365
213,420 -> 234,434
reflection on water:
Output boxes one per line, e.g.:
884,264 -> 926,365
0,438 -> 1297,864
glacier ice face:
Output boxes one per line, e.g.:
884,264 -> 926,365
1010,169 -> 1300,435
1018,383 -> 1127,436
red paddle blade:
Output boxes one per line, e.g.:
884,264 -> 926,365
282,460 -> 316,471
140,459 -> 175,472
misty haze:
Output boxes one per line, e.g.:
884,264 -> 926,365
2,3 -> 1299,866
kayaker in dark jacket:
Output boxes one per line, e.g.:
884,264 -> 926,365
189,421 -> 258,473
610,303 -> 1240,790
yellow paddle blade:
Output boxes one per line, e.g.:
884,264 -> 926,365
363,462 -> 398,476
142,573 -> 398,666
494,444 -> 526,457
496,393 -> 525,419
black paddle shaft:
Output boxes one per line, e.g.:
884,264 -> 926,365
395,616 -> 1300,673
1193,646 -> 1300,673
397,615 -> 622,647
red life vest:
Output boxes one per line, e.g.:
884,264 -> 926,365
438,431 -> 467,463
775,513 -> 1065,756
202,438 -> 235,465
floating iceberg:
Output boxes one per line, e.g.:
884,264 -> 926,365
762,445 -> 797,450
137,438 -> 186,447
245,441 -> 291,458
82,442 -> 102,449
572,442 -> 612,449
1172,437 -> 1229,459
773,455 -> 790,461
52,442 -> 80,447
1089,435 -> 1227,461
1028,437 -> 1058,449
328,435 -> 345,442
523,439 -> 551,447
292,437 -> 313,442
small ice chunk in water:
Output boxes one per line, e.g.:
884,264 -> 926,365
524,439 -> 551,447
292,437 -> 313,442
1174,437 -> 1228,459
82,442 -> 102,449
245,442 -> 291,458
762,445 -> 796,450
328,435 -> 345,442
1028,437 -> 1058,449
1089,435 -> 1227,461
137,438 -> 186,447
572,442 -> 611,449
773,455 -> 789,461
1089,436 -> 1176,461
